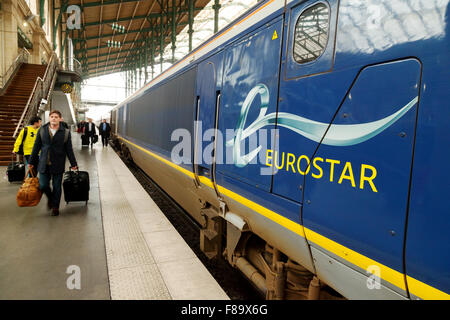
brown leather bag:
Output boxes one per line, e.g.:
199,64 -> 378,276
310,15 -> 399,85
17,169 -> 42,207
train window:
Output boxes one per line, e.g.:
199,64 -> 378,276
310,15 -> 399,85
293,3 -> 330,64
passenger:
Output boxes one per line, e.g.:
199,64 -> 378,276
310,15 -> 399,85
12,116 -> 42,168
98,119 -> 111,147
28,110 -> 78,216
78,120 -> 85,134
60,117 -> 69,130
83,118 -> 96,148
77,121 -> 83,133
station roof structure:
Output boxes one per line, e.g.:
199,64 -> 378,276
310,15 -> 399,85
61,0 -> 212,79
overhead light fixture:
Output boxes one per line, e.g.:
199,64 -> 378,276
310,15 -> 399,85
107,40 -> 121,48
112,23 -> 125,33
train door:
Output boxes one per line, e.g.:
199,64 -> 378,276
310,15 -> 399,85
272,0 -> 340,201
194,54 -> 224,195
215,17 -> 284,192
274,0 -> 422,298
111,109 -> 118,135
118,105 -> 127,136
205,12 -> 317,273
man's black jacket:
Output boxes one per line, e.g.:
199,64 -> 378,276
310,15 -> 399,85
98,122 -> 111,136
83,122 -> 96,136
29,123 -> 77,174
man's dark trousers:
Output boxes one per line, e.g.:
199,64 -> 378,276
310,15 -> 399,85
39,168 -> 63,209
86,131 -> 95,145
84,123 -> 96,146
101,134 -> 108,147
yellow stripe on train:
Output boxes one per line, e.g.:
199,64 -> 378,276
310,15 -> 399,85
118,135 -> 449,300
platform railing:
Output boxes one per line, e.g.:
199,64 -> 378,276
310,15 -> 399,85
63,57 -> 82,76
13,52 -> 59,138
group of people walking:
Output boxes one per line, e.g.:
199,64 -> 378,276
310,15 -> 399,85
13,111 -> 111,216
76,118 -> 111,147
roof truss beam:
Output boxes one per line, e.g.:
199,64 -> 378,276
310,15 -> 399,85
82,7 -> 203,28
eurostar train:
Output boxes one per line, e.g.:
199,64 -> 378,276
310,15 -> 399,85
110,0 -> 450,299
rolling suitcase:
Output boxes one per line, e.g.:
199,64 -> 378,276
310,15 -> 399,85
7,158 -> 25,183
63,169 -> 90,205
81,134 -> 89,146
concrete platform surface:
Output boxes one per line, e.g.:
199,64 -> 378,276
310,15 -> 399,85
0,132 -> 229,300
0,134 -> 109,299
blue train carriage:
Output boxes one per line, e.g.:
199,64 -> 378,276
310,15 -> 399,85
109,0 -> 450,300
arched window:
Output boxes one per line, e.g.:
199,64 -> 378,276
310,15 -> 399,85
293,3 -> 330,64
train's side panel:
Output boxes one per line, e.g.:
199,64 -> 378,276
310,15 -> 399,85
215,14 -> 316,272
127,68 -> 197,159
302,58 -> 421,298
121,68 -> 206,223
277,0 -> 419,298
404,0 -> 450,300
282,0 -> 448,299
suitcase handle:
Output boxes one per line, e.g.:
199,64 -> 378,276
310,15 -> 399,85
11,153 -> 20,163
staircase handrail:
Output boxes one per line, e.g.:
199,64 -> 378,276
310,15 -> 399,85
0,48 -> 30,93
13,53 -> 58,138
41,54 -> 58,104
45,64 -> 58,104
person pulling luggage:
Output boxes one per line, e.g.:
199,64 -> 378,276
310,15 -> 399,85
83,118 -> 96,148
98,119 -> 111,147
12,116 -> 42,168
28,110 -> 78,216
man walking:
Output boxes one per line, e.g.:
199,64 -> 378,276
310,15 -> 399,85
29,110 -> 78,216
98,119 -> 111,147
83,118 -> 96,147
12,116 -> 42,167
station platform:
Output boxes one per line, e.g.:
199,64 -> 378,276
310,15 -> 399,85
0,132 -> 229,300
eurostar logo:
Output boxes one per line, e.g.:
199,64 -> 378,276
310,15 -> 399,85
226,83 -> 418,167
